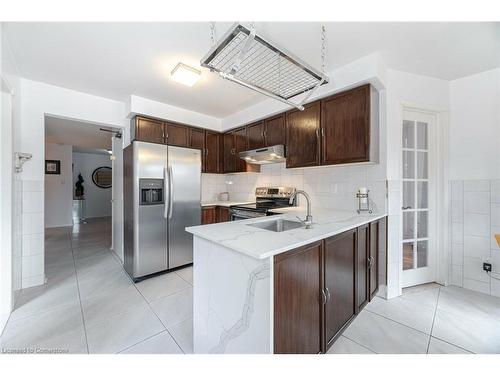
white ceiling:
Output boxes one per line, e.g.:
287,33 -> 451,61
5,22 -> 500,118
45,116 -> 116,152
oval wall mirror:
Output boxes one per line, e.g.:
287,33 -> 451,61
92,166 -> 112,189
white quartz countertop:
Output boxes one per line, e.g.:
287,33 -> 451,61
201,201 -> 254,208
186,208 -> 387,259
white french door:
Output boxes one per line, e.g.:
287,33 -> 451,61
401,110 -> 437,288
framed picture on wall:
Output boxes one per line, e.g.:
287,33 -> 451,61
45,160 -> 61,175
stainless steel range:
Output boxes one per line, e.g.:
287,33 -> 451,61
229,187 -> 296,220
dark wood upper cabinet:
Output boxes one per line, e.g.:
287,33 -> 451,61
247,121 -> 265,150
189,128 -> 206,171
324,229 -> 356,348
233,127 -> 248,172
189,128 -> 205,150
369,220 -> 380,299
222,132 -> 236,174
205,131 -> 220,174
321,84 -> 370,165
274,241 -> 323,354
165,122 -> 189,147
356,224 -> 369,313
286,101 -> 321,168
264,114 -> 286,147
134,116 -> 165,144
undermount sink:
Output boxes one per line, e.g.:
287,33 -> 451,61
247,218 -> 303,232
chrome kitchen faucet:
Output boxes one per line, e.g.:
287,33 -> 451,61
289,190 -> 313,229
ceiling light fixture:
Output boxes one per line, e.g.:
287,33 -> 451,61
171,63 -> 201,87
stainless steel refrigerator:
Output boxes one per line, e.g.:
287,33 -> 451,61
123,141 -> 201,281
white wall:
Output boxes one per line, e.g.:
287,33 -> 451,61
1,22 -> 23,332
448,68 -> 500,296
384,69 -> 450,298
73,152 -> 112,219
17,79 -> 127,288
128,95 -> 221,134
449,68 -> 500,181
44,143 -> 73,228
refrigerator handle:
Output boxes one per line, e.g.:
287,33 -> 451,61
168,166 -> 174,219
163,167 -> 168,219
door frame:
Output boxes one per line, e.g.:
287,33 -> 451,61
398,103 -> 449,292
0,75 -> 14,333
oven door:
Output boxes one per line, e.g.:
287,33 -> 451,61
229,208 -> 266,221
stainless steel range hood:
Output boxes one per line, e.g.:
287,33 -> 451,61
239,145 -> 285,165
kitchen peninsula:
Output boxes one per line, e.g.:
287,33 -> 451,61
186,208 -> 387,354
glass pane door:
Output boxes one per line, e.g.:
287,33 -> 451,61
402,111 -> 435,287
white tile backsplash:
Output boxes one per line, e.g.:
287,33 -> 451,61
463,278 -> 490,294
464,213 -> 490,237
464,191 -> 490,215
463,180 -> 491,192
224,163 -> 386,213
451,243 -> 464,266
464,236 -> 491,259
450,179 -> 498,298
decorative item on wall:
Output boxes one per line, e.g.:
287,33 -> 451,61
75,173 -> 85,198
92,166 -> 112,189
45,159 -> 61,174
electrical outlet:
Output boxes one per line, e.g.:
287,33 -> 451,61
483,262 -> 492,272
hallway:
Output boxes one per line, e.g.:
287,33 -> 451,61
0,218 -> 193,354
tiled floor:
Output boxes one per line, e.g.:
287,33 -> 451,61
327,283 -> 500,354
0,217 -> 193,354
2,217 -> 500,354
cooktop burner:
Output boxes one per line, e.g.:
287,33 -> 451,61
230,187 -> 297,213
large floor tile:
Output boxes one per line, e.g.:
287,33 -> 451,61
427,337 -> 472,354
169,317 -> 193,354
150,288 -> 193,328
438,286 -> 500,323
72,244 -> 112,261
365,295 -> 436,334
120,332 -> 183,354
136,272 -> 191,303
326,336 -> 374,354
81,284 -> 148,327
343,310 -> 429,354
85,304 -> 164,354
432,308 -> 500,354
77,266 -> 133,300
401,285 -> 440,310
175,266 -> 193,285
0,304 -> 87,354
10,275 -> 80,321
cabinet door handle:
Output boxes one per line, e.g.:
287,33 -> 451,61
205,148 -> 208,156
325,287 -> 331,302
367,256 -> 373,269
321,289 -> 327,305
316,128 -> 319,138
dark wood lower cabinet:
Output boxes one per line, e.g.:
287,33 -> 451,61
356,224 -> 369,312
273,217 -> 387,354
369,220 -> 380,299
217,207 -> 230,222
201,206 -> 231,224
201,207 -> 217,225
324,229 -> 356,348
274,241 -> 323,354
